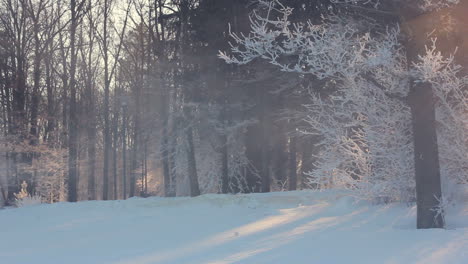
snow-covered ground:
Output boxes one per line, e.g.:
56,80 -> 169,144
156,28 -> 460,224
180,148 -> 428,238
0,190 -> 467,264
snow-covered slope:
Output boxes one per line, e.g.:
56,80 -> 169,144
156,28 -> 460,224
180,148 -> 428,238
0,190 -> 467,264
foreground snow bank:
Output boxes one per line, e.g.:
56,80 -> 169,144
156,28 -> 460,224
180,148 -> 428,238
0,190 -> 467,264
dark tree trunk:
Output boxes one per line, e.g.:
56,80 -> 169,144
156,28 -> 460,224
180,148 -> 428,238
260,142 -> 270,193
219,83 -> 229,194
260,87 -> 270,193
245,125 -> 262,193
186,126 -> 200,197
144,144 -> 148,196
1,63 -> 12,135
29,22 -> 41,145
68,0 -> 79,202
102,0 -> 110,200
180,0 -> 200,197
159,76 -> 172,197
58,29 -> 69,148
168,119 -> 177,196
300,138 -> 314,189
155,0 -> 172,197
84,0 -> 96,200
112,107 -> 119,200
87,122 -> 97,200
288,136 -> 297,191
409,82 -> 444,229
44,41 -> 55,144
122,105 -> 128,199
12,58 -> 26,139
220,131 -> 229,194
161,120 -> 171,196
130,126 -> 138,198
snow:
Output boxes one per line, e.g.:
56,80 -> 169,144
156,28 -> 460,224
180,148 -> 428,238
0,190 -> 467,264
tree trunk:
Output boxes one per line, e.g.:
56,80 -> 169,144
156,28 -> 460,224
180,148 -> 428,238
161,118 -> 171,196
85,0 -> 96,200
220,131 -> 229,194
102,0 -> 111,200
186,126 -> 200,196
245,125 -> 262,193
29,21 -> 41,145
112,106 -> 119,200
409,83 -> 444,229
260,86 -> 270,193
168,117 -> 177,196
300,138 -> 314,189
130,124 -> 138,198
122,105 -> 128,199
44,40 -> 55,144
179,0 -> 200,197
68,0 -> 79,202
12,53 -> 26,139
144,143 -> 148,196
288,136 -> 297,191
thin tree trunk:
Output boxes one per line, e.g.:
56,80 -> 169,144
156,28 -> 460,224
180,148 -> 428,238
144,143 -> 148,196
220,81 -> 229,194
102,0 -> 111,200
122,104 -> 128,199
156,0 -> 172,197
185,126 -> 200,196
220,131 -> 229,194
112,108 -> 119,200
168,117 -> 177,196
86,78 -> 96,201
29,18 -> 41,145
130,126 -> 138,197
288,136 -> 297,191
300,138 -> 314,189
80,0 -> 97,200
58,25 -> 68,148
260,87 -> 270,193
161,119 -> 171,196
44,40 -> 55,144
67,0 -> 79,202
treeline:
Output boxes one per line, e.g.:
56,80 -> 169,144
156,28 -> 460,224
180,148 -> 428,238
0,0 -> 332,204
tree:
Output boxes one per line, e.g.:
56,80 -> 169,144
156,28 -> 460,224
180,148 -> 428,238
67,0 -> 81,202
402,0 -> 468,228
220,0 -> 466,228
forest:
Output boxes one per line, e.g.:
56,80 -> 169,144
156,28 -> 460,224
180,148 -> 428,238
0,0 -> 467,231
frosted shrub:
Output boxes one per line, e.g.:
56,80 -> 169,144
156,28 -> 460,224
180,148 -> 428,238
14,181 -> 42,208
15,195 -> 42,208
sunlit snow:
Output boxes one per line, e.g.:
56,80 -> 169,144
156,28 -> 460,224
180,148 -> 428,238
1,190 -> 467,264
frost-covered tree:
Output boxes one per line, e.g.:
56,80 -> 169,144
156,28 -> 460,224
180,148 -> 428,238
220,0 -> 467,228
220,0 -> 414,200
0,140 -> 67,203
